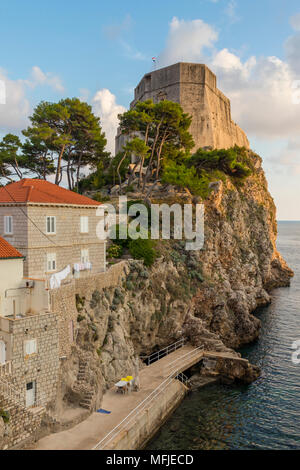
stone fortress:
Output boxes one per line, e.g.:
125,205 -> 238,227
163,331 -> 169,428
116,62 -> 249,153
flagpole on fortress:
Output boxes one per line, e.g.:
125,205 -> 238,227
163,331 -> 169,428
152,57 -> 157,70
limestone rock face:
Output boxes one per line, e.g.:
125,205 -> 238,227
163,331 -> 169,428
59,150 -> 292,407
192,152 -> 293,348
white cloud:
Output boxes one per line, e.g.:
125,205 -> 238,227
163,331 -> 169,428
31,66 -> 64,92
212,48 -> 245,71
212,54 -> 299,140
158,17 -> 300,144
158,17 -> 218,67
155,16 -> 300,181
0,66 -> 65,133
0,69 -> 30,131
92,88 -> 126,154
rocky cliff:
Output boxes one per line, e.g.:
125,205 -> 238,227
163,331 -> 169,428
50,150 -> 293,421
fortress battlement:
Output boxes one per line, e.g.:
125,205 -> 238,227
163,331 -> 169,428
117,62 -> 249,153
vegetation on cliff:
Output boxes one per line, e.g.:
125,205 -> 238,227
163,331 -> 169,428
161,146 -> 252,199
0,98 -> 108,190
0,97 -> 254,202
77,99 -> 254,199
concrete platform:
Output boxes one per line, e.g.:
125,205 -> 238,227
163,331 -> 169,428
33,345 -> 243,450
33,345 -> 201,450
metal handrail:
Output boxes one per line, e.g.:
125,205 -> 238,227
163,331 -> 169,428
93,346 -> 203,451
175,372 -> 189,387
92,374 -> 175,450
165,345 -> 204,376
141,338 -> 185,366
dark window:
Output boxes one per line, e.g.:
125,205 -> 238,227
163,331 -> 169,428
26,382 -> 33,391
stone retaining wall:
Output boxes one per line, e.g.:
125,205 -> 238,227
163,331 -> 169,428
50,262 -> 129,357
0,397 -> 44,450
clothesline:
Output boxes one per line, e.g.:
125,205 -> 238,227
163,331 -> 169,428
74,262 -> 92,272
49,262 -> 93,289
49,265 -> 71,289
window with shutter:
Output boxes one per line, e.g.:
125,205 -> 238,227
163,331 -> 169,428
24,339 -> 37,356
80,249 -> 89,263
46,216 -> 56,234
46,253 -> 56,272
80,216 -> 89,233
4,216 -> 13,234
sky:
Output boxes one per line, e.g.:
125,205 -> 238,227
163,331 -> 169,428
0,0 -> 300,219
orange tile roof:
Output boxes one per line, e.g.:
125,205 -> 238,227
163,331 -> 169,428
0,237 -> 24,259
0,179 -> 101,206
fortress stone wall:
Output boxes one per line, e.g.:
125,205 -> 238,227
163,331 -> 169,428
116,62 -> 249,153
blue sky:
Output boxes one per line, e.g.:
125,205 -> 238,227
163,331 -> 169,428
1,0 -> 300,219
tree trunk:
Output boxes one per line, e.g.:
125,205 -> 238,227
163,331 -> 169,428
66,151 -> 72,189
117,152 -> 127,194
0,167 -> 13,182
76,152 -> 83,192
42,151 -> 48,180
127,159 -> 140,188
145,179 -> 161,200
155,131 -> 168,180
55,144 -> 66,185
139,125 -> 150,189
142,120 -> 162,193
14,158 -> 23,179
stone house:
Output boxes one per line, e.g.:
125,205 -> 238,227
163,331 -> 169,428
0,179 -> 109,449
0,236 -> 58,409
0,236 -> 26,321
0,178 -> 106,283
0,236 -> 59,453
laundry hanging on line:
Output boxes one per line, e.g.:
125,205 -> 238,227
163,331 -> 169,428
49,265 -> 71,289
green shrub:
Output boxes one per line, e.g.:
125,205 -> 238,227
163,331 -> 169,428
77,314 -> 85,323
125,185 -> 135,193
75,294 -> 85,312
140,270 -> 149,279
190,147 -> 251,180
162,147 -> 252,199
126,281 -> 134,290
162,160 -> 211,198
190,270 -> 204,282
129,238 -> 156,267
107,244 -> 123,259
93,193 -> 111,203
0,409 -> 10,424
90,290 -> 101,309
110,224 -> 130,249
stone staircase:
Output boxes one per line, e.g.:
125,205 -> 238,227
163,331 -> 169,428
73,359 -> 95,410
